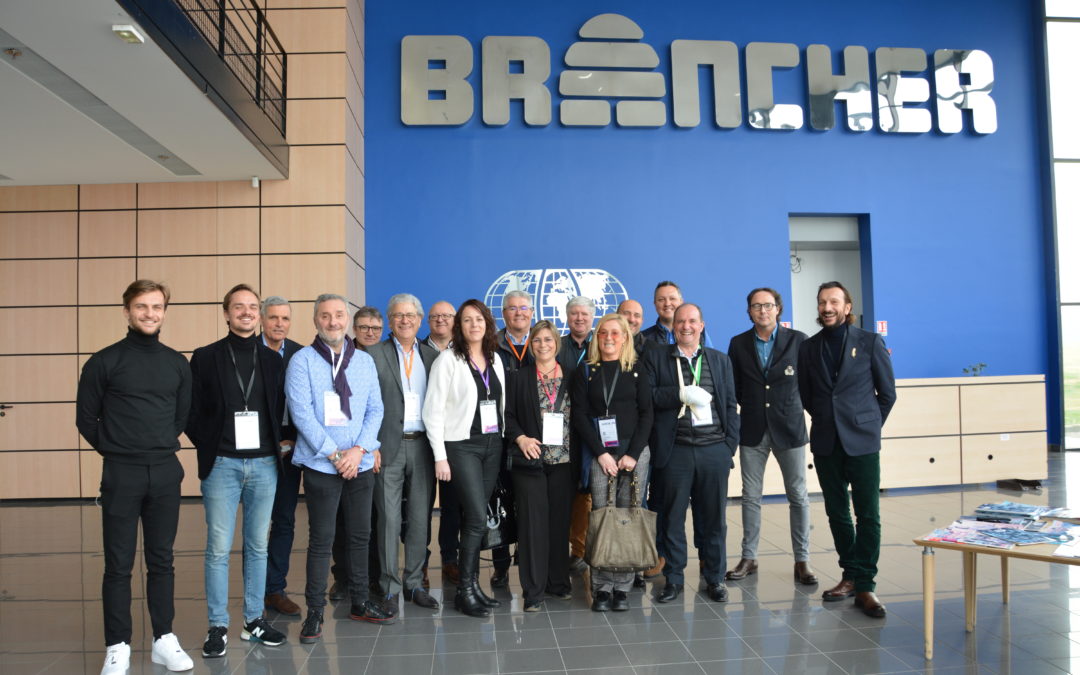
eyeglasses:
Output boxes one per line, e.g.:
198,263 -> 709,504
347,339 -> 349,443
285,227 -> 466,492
750,303 -> 777,311
429,313 -> 454,321
504,305 -> 532,313
389,312 -> 419,321
355,325 -> 382,333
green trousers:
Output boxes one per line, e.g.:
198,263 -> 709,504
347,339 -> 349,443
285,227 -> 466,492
814,450 -> 880,593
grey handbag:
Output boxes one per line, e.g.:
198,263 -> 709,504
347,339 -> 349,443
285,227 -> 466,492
584,472 -> 658,572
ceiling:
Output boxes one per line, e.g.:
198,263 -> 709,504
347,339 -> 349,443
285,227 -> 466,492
0,0 -> 286,187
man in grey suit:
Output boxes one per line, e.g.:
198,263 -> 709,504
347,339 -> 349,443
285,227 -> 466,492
368,293 -> 441,612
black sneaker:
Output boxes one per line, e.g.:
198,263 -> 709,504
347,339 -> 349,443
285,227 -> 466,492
201,626 -> 228,658
299,609 -> 323,644
349,599 -> 397,625
241,617 -> 286,646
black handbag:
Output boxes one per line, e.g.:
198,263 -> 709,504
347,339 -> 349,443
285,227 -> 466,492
480,477 -> 518,550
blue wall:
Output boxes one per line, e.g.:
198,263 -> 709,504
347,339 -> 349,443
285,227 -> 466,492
366,2 -> 1051,396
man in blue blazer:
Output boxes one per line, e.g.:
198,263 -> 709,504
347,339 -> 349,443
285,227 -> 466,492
644,303 -> 740,604
797,281 -> 896,618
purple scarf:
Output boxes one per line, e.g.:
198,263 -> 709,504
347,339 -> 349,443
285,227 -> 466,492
311,337 -> 355,419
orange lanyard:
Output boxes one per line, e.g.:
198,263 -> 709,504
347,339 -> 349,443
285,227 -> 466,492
506,337 -> 529,364
402,347 -> 414,382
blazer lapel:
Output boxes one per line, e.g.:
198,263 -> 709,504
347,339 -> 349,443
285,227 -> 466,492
214,341 -> 231,403
530,368 -> 544,433
383,341 -> 405,397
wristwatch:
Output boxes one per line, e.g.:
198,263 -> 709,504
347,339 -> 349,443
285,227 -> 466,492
331,450 -> 343,463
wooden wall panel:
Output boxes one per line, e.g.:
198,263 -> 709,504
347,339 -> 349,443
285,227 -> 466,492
261,206 -> 345,253
286,53 -> 346,99
962,432 -> 1047,483
135,256 -> 259,305
137,181 -> 258,210
0,451 -> 80,499
263,253 -> 346,302
0,308 -> 77,354
138,208 -> 259,256
268,7 -> 346,53
345,158 -> 364,225
0,355 -> 78,403
0,211 -> 77,258
345,208 -> 363,263
0,259 -> 76,306
78,258 -> 137,305
157,304 -> 226,353
0,403 -> 78,451
78,306 -> 127,354
262,146 -> 346,206
883,385 -> 960,438
960,382 -> 1046,434
79,184 -> 136,211
79,211 -> 136,257
0,185 -> 77,212
286,99 -> 347,145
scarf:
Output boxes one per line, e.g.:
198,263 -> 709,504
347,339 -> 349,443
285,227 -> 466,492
311,337 -> 355,419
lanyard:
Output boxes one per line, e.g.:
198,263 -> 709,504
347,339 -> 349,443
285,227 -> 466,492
227,343 -> 258,411
469,356 -> 492,398
401,346 -> 415,385
330,349 -> 344,381
505,337 -> 528,364
539,365 -> 561,408
575,345 -> 587,366
599,364 -> 621,416
689,353 -> 702,385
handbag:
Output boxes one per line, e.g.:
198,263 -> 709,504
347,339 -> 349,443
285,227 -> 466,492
480,476 -> 518,550
584,471 -> 658,572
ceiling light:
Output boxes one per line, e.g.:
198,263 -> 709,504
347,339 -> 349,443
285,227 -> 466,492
111,24 -> 144,44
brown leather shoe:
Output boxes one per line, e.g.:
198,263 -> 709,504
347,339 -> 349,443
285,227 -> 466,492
265,592 -> 301,616
794,561 -> 819,585
822,579 -> 856,601
725,558 -> 758,580
854,591 -> 886,618
643,556 -> 666,579
443,561 -> 461,586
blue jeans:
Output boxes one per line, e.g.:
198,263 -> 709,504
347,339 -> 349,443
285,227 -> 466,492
202,455 -> 278,627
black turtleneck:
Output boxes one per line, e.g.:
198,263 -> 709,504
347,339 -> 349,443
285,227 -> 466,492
76,328 -> 192,465
218,331 -> 275,457
822,323 -> 848,381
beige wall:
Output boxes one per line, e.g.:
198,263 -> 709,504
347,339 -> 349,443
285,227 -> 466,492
0,0 -> 365,499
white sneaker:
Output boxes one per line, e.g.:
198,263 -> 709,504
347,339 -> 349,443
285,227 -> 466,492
101,643 -> 130,675
151,633 -> 194,671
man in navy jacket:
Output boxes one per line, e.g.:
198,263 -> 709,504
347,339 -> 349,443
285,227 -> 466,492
798,281 -> 896,618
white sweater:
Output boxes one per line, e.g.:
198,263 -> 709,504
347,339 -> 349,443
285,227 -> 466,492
422,349 -> 507,461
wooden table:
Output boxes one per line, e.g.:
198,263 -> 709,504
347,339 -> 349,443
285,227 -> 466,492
913,537 -> 1080,660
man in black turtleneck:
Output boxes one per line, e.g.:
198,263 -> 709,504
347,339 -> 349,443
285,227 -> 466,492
187,284 -> 288,657
76,279 -> 194,675
798,281 -> 896,619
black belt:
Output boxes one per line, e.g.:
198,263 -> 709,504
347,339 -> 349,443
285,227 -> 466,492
402,431 -> 424,440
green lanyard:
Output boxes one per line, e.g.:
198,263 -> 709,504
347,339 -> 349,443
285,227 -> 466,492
688,353 -> 702,386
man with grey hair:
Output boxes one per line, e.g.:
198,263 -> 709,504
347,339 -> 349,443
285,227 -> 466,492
260,296 -> 306,616
557,295 -> 596,573
367,294 -> 440,612
497,290 -> 534,371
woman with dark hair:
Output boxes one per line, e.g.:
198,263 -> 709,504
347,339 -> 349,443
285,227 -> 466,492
571,313 -> 653,612
422,299 -> 507,617
505,320 -> 574,612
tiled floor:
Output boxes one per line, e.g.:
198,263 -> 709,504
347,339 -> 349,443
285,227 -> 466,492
4,454 -> 1080,674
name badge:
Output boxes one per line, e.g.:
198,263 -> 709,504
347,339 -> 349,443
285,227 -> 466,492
542,412 -> 564,447
479,400 -> 499,434
324,391 -> 348,427
691,404 -> 714,427
234,410 -> 261,450
403,391 -> 422,422
597,415 -> 619,448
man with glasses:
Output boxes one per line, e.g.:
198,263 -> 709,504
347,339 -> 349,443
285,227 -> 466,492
367,294 -> 441,613
423,301 -> 455,352
726,288 -> 817,586
497,290 -> 534,371
353,307 -> 384,349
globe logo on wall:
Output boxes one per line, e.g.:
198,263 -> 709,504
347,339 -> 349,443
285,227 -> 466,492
485,269 -> 629,333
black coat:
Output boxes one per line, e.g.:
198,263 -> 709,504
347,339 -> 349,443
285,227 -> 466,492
797,324 -> 897,457
727,326 -> 809,450
187,335 -> 288,480
643,344 -> 740,470
505,366 -> 578,470
570,360 -> 653,461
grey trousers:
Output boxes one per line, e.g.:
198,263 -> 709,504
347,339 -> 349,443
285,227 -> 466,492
738,429 -> 811,562
588,448 -> 651,593
374,436 -> 435,595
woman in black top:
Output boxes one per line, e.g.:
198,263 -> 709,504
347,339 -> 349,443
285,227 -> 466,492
505,321 -> 575,612
571,313 -> 653,612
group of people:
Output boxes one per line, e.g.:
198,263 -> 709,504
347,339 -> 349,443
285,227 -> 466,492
76,277 -> 895,675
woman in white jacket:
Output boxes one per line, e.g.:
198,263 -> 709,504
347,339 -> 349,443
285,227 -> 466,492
422,298 -> 506,617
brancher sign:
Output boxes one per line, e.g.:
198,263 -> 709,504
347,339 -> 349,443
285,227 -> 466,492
401,13 -> 996,134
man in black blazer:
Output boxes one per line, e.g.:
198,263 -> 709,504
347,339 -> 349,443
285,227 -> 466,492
187,284 -> 289,655
798,281 -> 896,618
726,288 -> 817,586
644,303 -> 740,604
368,293 -> 441,612
259,297 -> 306,617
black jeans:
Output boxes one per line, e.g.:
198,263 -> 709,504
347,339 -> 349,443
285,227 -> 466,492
304,467 -> 374,608
100,457 -> 183,646
512,462 -> 573,603
445,433 -> 502,578
659,442 -> 731,586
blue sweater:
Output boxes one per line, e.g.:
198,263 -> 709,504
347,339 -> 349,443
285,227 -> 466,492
286,344 -> 384,475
